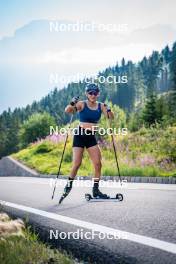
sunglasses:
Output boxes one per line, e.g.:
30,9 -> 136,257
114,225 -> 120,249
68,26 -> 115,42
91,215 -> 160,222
88,91 -> 99,96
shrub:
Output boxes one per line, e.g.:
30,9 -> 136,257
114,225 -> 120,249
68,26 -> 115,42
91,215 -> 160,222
34,142 -> 54,154
19,112 -> 56,147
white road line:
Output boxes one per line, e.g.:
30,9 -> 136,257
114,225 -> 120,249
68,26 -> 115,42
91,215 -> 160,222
1,200 -> 176,254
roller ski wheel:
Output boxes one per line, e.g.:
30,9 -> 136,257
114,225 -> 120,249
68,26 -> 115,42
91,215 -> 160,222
85,193 -> 92,201
85,193 -> 123,202
116,193 -> 123,201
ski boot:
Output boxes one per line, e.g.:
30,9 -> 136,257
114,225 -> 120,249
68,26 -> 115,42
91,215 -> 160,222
92,180 -> 109,199
92,187 -> 109,199
59,177 -> 74,204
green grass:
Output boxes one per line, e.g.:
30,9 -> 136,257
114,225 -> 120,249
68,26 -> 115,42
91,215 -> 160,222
102,165 -> 160,177
0,236 -> 74,264
12,126 -> 176,177
0,218 -> 75,264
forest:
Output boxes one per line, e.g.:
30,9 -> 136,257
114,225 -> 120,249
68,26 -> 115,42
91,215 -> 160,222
0,42 -> 176,159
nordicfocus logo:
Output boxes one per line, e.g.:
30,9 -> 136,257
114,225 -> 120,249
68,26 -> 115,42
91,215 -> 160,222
49,229 -> 127,240
50,126 -> 128,136
49,178 -> 127,189
49,21 -> 128,33
49,73 -> 128,85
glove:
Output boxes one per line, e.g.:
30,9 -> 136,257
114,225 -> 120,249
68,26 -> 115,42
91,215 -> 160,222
70,96 -> 79,106
104,103 -> 111,112
106,105 -> 111,112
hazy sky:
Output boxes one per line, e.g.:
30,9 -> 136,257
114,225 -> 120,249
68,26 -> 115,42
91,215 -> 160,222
0,0 -> 176,39
0,0 -> 176,112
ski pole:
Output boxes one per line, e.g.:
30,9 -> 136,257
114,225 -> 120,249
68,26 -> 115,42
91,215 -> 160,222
51,112 -> 74,200
106,107 -> 122,184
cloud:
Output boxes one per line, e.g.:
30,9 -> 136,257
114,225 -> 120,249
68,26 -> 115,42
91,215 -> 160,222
0,19 -> 175,112
1,20 -> 175,64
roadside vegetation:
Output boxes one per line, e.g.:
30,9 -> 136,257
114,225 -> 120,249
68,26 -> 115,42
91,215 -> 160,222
0,212 -> 76,264
12,125 -> 176,177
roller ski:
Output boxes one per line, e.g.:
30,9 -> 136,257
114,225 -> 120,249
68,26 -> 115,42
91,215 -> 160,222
85,192 -> 123,202
58,177 -> 73,204
85,183 -> 123,202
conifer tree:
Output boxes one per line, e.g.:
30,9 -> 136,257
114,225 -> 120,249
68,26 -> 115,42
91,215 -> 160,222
169,42 -> 176,118
143,93 -> 158,126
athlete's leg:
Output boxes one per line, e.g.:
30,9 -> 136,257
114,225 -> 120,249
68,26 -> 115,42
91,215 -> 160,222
86,144 -> 102,181
87,144 -> 108,198
70,147 -> 84,179
63,147 -> 84,196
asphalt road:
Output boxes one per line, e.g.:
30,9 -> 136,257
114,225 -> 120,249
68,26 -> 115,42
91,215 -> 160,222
0,177 -> 176,264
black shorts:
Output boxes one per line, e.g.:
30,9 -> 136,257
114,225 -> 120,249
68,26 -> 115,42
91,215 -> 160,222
72,126 -> 97,149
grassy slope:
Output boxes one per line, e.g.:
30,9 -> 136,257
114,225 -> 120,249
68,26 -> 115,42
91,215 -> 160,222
12,126 -> 176,177
0,214 -> 75,264
0,235 -> 75,264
